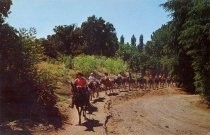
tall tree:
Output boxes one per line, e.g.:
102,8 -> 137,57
81,15 -> 118,57
40,36 -> 58,58
137,34 -> 144,52
120,35 -> 125,44
144,24 -> 175,76
162,0 -> 195,91
131,34 -> 136,46
179,0 -> 210,97
49,25 -> 85,56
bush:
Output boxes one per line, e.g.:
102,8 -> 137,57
37,61 -> 68,78
64,56 -> 73,69
0,27 -> 59,123
72,55 -> 128,74
33,69 -> 57,107
103,57 -> 127,73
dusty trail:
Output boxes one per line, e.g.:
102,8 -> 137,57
107,88 -> 210,135
47,91 -> 112,135
44,87 -> 210,135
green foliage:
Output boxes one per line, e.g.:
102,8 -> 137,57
41,15 -> 119,58
120,35 -> 125,44
116,43 -> 136,62
0,0 -> 12,24
72,55 -> 97,74
40,24 -> 86,59
161,0 -> 195,91
129,52 -> 149,72
116,43 -> 149,73
38,61 -> 68,78
72,55 -> 128,75
104,57 -> 127,73
160,56 -> 177,75
32,69 -> 57,106
137,34 -> 144,52
0,26 -> 58,122
131,34 -> 136,46
178,0 -> 210,96
18,28 -> 44,63
53,25 -> 85,56
144,24 -> 177,75
81,15 -> 119,57
160,0 -> 210,100
61,55 -> 74,69
0,24 -> 23,101
39,37 -> 58,59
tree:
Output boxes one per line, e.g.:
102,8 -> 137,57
51,25 -> 85,56
143,24 -> 176,76
162,0 -> 195,91
40,37 -> 58,58
41,25 -> 86,58
81,15 -> 118,57
116,43 -> 133,62
0,0 -> 12,24
120,35 -> 125,44
131,34 -> 136,46
179,0 -> 210,97
137,34 -> 144,52
116,42 -> 143,72
0,2 -> 58,122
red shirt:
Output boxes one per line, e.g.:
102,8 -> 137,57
74,77 -> 87,88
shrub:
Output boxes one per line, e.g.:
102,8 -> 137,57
72,55 -> 128,74
0,27 -> 59,123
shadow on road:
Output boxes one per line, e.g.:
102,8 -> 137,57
92,97 -> 106,104
0,125 -> 32,135
120,90 -> 129,92
82,118 -> 103,132
108,93 -> 119,96
87,104 -> 98,114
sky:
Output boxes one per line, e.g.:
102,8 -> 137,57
6,0 -> 171,43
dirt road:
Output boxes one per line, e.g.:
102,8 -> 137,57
46,87 -> 210,135
47,91 -> 111,135
107,88 -> 210,135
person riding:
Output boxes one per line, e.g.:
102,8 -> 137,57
115,73 -> 124,86
117,73 -> 122,79
71,72 -> 89,108
88,72 -> 99,84
116,73 -> 123,82
88,72 -> 100,98
74,72 -> 87,90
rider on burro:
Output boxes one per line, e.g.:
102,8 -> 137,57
71,72 -> 89,108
